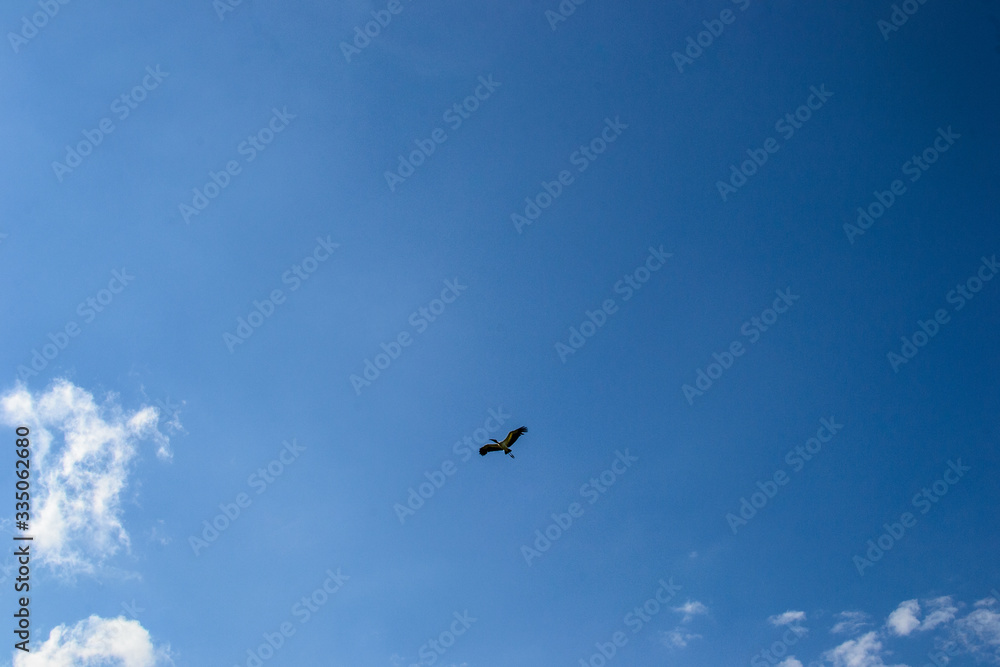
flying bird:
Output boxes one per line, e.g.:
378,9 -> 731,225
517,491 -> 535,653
479,426 -> 527,459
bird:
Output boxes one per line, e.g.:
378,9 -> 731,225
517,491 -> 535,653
479,426 -> 527,459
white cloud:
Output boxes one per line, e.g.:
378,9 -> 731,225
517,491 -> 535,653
822,631 -> 906,667
673,600 -> 709,623
886,599 -> 921,637
776,658 -> 803,667
920,597 -> 958,632
770,611 -> 807,627
780,595 -> 998,665
661,627 -> 702,648
13,615 -> 171,666
0,380 -> 173,575
951,603 -> 1000,663
885,597 -> 958,637
832,611 -> 870,635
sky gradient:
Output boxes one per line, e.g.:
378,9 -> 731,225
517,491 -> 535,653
2,1 -> 1000,666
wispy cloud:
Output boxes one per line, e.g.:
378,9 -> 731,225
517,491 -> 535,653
0,379 -> 173,576
886,596 -> 959,637
779,593 -> 999,665
951,597 -> 1000,663
921,596 -> 958,632
831,611 -> 870,635
13,615 -> 172,666
822,631 -> 905,667
769,610 -> 807,627
660,600 -> 709,650
660,627 -> 702,648
673,600 -> 709,623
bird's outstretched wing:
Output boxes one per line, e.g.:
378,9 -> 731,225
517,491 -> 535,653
479,444 -> 503,456
500,426 -> 528,449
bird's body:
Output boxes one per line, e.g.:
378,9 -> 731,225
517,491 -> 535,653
479,426 -> 527,459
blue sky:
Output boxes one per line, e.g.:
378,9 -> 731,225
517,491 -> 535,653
2,0 -> 1000,665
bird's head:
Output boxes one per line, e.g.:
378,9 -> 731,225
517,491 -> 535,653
489,439 -> 499,444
